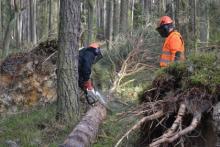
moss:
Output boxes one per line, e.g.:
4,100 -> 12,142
187,52 -> 220,88
155,52 -> 220,92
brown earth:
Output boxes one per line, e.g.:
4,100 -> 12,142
0,40 -> 57,113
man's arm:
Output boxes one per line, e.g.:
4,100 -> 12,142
81,53 -> 94,81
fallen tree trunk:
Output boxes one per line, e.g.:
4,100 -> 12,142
62,104 -> 107,147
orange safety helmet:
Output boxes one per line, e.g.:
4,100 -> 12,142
158,16 -> 173,26
157,16 -> 174,37
89,42 -> 100,49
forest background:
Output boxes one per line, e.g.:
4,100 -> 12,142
0,0 -> 220,146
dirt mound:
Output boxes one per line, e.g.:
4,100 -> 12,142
0,40 -> 58,113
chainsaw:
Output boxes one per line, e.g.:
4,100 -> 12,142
86,88 -> 111,110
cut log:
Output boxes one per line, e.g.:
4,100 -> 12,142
62,104 -> 107,147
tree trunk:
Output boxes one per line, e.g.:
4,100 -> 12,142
174,0 -> 180,30
113,0 -> 119,39
16,0 -> 22,48
56,0 -> 81,122
144,0 -> 151,22
0,0 -> 1,41
21,0 -> 30,45
21,0 -> 26,45
171,0 -> 175,26
48,0 -> 52,38
158,0 -> 164,16
193,0 -> 197,51
131,0 -> 135,31
198,0 -> 209,47
37,0 -> 48,41
87,0 -> 94,46
62,104 -> 107,146
2,16 -> 16,57
2,0 -> 18,57
105,0 -> 113,45
30,0 -> 37,45
1,0 -> 4,40
96,0 -> 101,39
99,0 -> 105,40
120,0 -> 128,33
142,0 -> 146,15
27,0 -> 30,43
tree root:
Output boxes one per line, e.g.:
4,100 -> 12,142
115,84 -> 212,147
164,103 -> 186,137
114,110 -> 164,147
150,112 -> 201,147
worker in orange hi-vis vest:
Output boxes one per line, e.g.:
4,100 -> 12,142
156,16 -> 185,67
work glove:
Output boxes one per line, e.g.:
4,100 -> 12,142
83,79 -> 93,90
83,80 -> 98,105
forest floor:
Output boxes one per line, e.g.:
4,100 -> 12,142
0,100 -> 138,147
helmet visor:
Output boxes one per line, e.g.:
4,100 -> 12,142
93,48 -> 103,64
156,24 -> 173,38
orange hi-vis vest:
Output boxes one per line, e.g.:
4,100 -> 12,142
160,31 -> 185,67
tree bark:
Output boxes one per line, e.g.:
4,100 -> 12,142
113,0 -> 119,39
193,0 -> 197,51
96,0 -> 101,39
120,0 -> 128,33
30,0 -> 37,44
87,0 -> 94,46
105,0 -> 113,45
21,0 -> 30,45
144,0 -> 151,22
56,0 -> 81,122
174,0 -> 180,30
62,104 -> 107,147
99,0 -> 105,40
48,0 -> 53,38
2,0 -> 19,57
131,0 -> 135,31
0,0 -> 1,41
198,0 -> 209,46
15,0 -> 22,48
1,0 -> 4,40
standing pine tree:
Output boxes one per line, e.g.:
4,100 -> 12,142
56,0 -> 81,123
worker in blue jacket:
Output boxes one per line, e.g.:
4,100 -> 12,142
78,42 -> 103,105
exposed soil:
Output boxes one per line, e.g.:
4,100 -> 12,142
0,40 -> 58,113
